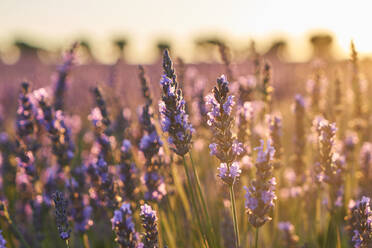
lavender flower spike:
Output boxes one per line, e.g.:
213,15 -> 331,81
52,191 -> 71,241
244,139 -> 276,228
111,203 -> 142,248
140,204 -> 159,248
158,49 -> 194,156
346,196 -> 372,247
206,74 -> 243,185
139,103 -> 166,202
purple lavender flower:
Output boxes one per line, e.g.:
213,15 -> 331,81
53,43 -> 77,111
217,162 -> 242,185
92,87 -> 111,128
15,82 -> 37,178
346,196 -> 372,247
89,155 -> 118,209
244,139 -> 276,228
89,106 -> 116,161
138,65 -> 152,105
111,203 -> 142,248
52,191 -> 71,241
67,166 -> 93,233
143,171 -> 166,202
206,75 -> 243,185
315,119 -> 345,209
235,101 -> 254,155
140,204 -> 159,248
292,94 -> 307,185
118,139 -> 139,202
16,82 -> 35,137
139,97 -> 167,202
269,115 -> 283,169
158,49 -> 194,156
34,90 -> 75,167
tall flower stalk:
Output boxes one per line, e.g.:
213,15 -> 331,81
292,94 -> 307,186
34,88 -> 75,169
244,139 -> 276,247
158,50 -> 215,247
53,43 -> 77,111
315,118 -> 345,210
52,191 -> 71,247
206,75 -> 243,248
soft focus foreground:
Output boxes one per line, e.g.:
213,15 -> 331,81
0,41 -> 371,248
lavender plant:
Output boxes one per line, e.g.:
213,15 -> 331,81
119,139 -> 139,202
140,204 -> 159,248
244,139 -> 276,246
111,203 -> 142,248
206,74 -> 242,247
53,43 -> 77,111
159,49 -> 215,247
52,191 -> 71,244
159,49 -> 194,156
33,88 -> 75,168
345,196 -> 372,248
269,115 -> 283,169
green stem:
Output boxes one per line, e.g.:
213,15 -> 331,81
188,153 -> 217,247
182,156 -> 209,247
255,227 -> 259,248
229,185 -> 240,248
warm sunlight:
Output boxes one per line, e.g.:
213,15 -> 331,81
1,0 -> 372,61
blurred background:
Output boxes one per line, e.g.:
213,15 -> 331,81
1,0 -> 372,64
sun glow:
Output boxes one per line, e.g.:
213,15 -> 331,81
1,0 -> 372,62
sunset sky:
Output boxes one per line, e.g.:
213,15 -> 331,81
1,0 -> 371,62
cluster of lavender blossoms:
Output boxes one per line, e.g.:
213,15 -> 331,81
66,166 -> 93,233
244,139 -> 276,228
315,118 -> 345,209
15,82 -> 37,177
88,106 -> 116,161
158,49 -> 194,156
119,139 -> 139,202
111,203 -> 143,248
33,88 -> 75,168
138,65 -> 167,202
53,43 -> 77,111
139,105 -> 166,202
346,196 -> 372,248
87,155 -> 118,209
269,115 -> 283,169
52,191 -> 71,241
206,75 -> 243,185
140,204 -> 159,248
292,94 -> 307,186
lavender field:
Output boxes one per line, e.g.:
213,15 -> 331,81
0,39 -> 371,248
